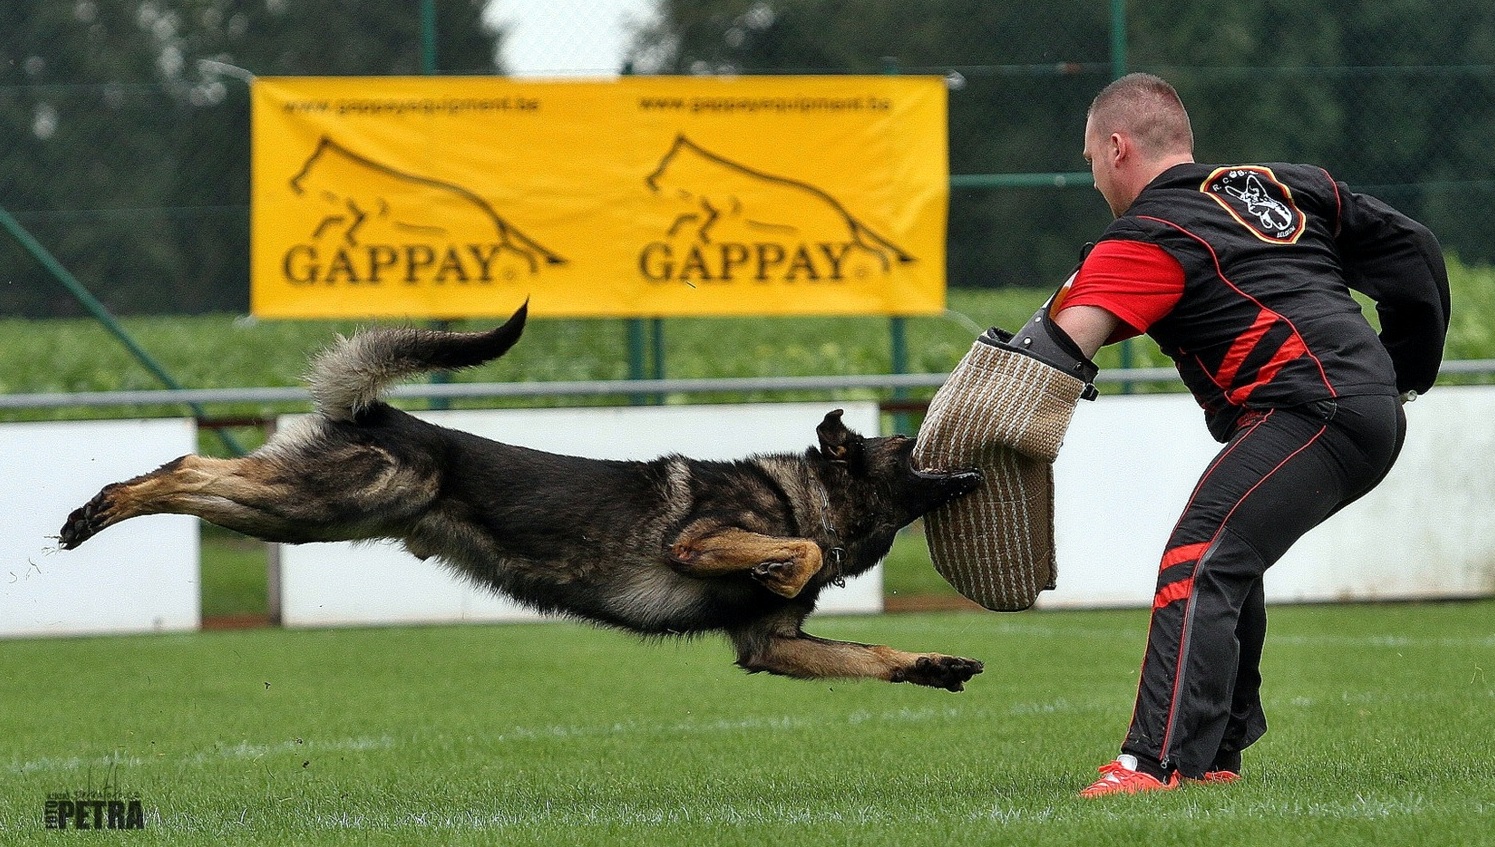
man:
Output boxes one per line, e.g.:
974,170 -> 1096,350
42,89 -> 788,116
1051,73 -> 1450,797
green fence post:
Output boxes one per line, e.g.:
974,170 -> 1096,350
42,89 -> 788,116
625,319 -> 666,405
889,316 -> 911,433
1110,0 -> 1128,81
620,58 -> 665,406
420,0 -> 438,73
627,318 -> 646,403
650,318 -> 665,384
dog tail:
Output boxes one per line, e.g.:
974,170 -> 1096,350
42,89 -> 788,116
307,300 -> 529,422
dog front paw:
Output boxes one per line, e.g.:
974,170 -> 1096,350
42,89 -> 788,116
950,468 -> 983,494
892,655 -> 984,692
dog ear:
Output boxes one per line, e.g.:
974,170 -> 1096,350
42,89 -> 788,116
816,409 -> 861,463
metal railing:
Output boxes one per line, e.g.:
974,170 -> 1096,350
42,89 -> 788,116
3,361 -> 1490,413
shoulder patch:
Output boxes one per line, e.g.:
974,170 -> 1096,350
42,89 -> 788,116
1200,166 -> 1306,244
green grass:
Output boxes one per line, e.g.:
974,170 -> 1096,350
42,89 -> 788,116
1444,254 -> 1495,361
884,524 -> 963,600
0,288 -> 1046,404
2,601 -> 1491,845
0,287 -> 1085,461
8,257 -> 1493,419
199,529 -> 275,619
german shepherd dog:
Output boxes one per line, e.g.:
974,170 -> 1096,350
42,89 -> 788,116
59,304 -> 985,691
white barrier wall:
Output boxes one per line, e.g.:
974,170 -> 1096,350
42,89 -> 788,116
0,419 -> 199,638
277,402 -> 884,628
4,387 -> 1487,639
1042,385 -> 1495,609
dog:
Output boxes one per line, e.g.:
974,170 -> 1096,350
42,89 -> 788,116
59,303 -> 985,691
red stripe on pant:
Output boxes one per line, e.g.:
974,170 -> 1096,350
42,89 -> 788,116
1153,577 -> 1195,610
1160,542 -> 1210,571
1153,542 -> 1208,608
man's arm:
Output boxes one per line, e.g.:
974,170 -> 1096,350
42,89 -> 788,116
1333,184 -> 1451,394
1052,305 -> 1123,360
1052,236 -> 1183,357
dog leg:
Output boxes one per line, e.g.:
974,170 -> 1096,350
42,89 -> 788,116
60,455 -> 281,548
59,450 -> 411,549
733,629 -> 984,691
668,525 -> 823,598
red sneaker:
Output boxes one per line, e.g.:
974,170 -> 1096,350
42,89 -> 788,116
1078,755 -> 1180,798
1192,769 -> 1241,784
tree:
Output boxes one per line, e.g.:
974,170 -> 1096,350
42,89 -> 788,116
629,0 -> 1495,290
628,1 -> 1120,290
0,0 -> 505,317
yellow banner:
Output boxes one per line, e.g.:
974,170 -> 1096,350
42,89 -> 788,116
250,76 -> 946,319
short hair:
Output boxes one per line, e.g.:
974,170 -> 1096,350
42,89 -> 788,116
1088,73 -> 1194,159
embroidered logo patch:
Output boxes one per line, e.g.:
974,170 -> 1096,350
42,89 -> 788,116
1202,166 -> 1305,244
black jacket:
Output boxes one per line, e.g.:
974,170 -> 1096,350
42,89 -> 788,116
1097,162 -> 1450,439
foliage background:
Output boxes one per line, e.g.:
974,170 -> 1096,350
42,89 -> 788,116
634,0 -> 1495,289
0,0 -> 501,316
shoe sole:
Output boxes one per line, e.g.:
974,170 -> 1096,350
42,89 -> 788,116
1188,771 -> 1241,785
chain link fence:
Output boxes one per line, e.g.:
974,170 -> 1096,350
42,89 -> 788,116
3,1 -> 1493,318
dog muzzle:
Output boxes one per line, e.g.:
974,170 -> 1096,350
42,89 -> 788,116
912,306 -> 1097,611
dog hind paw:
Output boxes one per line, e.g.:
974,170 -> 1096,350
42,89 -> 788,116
57,488 -> 117,550
751,560 -> 810,598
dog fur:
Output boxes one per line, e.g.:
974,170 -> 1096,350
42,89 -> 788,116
59,303 -> 984,690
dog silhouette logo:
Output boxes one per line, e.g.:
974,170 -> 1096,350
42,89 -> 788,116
279,136 -> 564,286
1202,166 -> 1305,244
638,134 -> 915,285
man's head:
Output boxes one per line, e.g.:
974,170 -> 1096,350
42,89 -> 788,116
1083,73 -> 1195,216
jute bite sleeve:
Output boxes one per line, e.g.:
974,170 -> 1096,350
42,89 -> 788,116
912,315 -> 1096,611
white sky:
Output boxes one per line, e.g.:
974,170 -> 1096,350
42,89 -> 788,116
485,0 -> 659,77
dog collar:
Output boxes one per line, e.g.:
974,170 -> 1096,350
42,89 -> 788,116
810,473 -> 849,583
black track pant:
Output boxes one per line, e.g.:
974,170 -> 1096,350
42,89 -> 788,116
1121,394 -> 1406,778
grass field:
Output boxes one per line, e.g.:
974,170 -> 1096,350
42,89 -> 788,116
2,601 -> 1491,845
